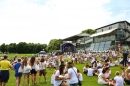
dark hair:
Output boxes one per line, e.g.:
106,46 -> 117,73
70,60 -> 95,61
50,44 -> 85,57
18,58 -> 21,62
77,69 -> 80,73
40,58 -> 44,62
61,61 -> 64,65
4,55 -> 8,59
105,67 -> 110,71
67,62 -> 73,68
59,64 -> 65,75
89,66 -> 92,68
30,56 -> 35,66
102,68 -> 106,73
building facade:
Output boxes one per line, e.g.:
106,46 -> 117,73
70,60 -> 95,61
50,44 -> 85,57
62,21 -> 130,52
89,21 -> 130,51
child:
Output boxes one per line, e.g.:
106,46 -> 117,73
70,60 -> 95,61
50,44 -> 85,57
77,69 -> 83,82
114,58 -> 119,66
114,71 -> 124,86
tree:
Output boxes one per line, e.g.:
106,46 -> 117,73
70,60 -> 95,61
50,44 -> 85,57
0,43 -> 6,53
17,42 -> 28,53
35,43 -> 45,53
81,29 -> 96,34
8,43 -> 17,53
46,39 -> 62,52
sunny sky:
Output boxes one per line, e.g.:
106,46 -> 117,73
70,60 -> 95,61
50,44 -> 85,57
0,0 -> 130,45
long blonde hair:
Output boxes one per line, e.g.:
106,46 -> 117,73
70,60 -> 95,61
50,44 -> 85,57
125,68 -> 130,79
22,57 -> 28,68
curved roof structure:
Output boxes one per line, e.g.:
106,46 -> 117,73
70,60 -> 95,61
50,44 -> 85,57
63,33 -> 90,41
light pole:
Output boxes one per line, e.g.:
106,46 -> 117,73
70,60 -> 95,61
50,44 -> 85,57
77,39 -> 81,52
83,36 -> 86,52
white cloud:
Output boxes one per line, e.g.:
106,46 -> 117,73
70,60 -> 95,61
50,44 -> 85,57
0,0 -> 112,44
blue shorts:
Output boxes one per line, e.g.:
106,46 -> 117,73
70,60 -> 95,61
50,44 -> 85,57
0,70 -> 9,83
0,71 -> 1,81
15,73 -> 22,77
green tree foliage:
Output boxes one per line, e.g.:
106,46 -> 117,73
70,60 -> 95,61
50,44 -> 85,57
35,43 -> 47,53
8,43 -> 17,53
81,29 -> 96,34
0,42 -> 47,54
46,39 -> 62,53
17,42 -> 28,53
0,43 -> 6,53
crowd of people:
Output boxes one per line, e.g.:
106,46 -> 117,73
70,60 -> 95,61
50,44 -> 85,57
0,49 -> 130,86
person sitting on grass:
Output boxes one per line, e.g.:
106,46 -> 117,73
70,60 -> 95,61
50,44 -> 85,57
114,58 -> 119,66
98,68 -> 109,85
95,66 -> 103,76
14,58 -> 22,86
123,68 -> 130,84
77,69 -> 83,82
83,65 -> 89,74
114,71 -> 124,86
104,67 -> 111,79
87,66 -> 94,76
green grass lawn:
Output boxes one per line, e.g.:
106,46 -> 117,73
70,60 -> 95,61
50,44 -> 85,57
1,54 -> 130,86
0,54 -> 34,59
6,64 -> 130,86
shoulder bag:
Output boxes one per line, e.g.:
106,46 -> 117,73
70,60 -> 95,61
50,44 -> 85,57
18,66 -> 23,73
72,68 -> 82,86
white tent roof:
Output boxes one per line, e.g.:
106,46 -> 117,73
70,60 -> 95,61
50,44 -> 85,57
90,28 -> 118,37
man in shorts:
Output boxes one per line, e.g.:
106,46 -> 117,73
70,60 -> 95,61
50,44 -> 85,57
0,55 -> 12,86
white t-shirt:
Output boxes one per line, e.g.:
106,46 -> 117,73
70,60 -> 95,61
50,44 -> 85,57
72,57 -> 75,61
97,63 -> 102,67
98,68 -> 103,74
79,73 -> 83,81
91,58 -> 95,63
87,68 -> 94,76
114,76 -> 124,86
23,66 -> 30,73
68,67 -> 78,84
39,62 -> 46,70
31,62 -> 37,69
54,70 -> 62,86
83,67 -> 88,72
115,60 -> 119,66
51,75 -> 55,84
64,74 -> 70,85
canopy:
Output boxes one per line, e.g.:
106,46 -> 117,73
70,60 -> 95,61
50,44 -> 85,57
63,33 -> 90,41
90,28 -> 118,37
39,51 -> 46,54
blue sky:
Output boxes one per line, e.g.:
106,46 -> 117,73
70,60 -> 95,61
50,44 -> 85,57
0,0 -> 130,44
103,0 -> 130,23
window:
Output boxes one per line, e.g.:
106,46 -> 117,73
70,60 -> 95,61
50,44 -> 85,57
97,29 -> 102,33
104,41 -> 111,50
116,29 -> 125,41
93,43 -> 100,51
98,42 -> 105,51
110,35 -> 115,40
89,43 -> 95,50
